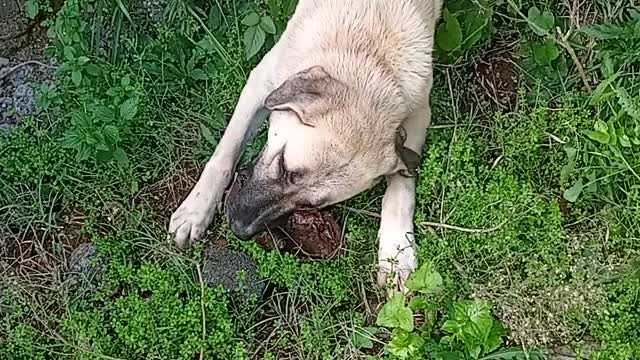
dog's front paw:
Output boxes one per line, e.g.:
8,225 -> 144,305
377,232 -> 417,297
169,188 -> 222,249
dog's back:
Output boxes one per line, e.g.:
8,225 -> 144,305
274,0 -> 442,113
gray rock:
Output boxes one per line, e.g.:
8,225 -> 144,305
64,243 -> 107,294
0,97 -> 11,107
0,57 -> 8,67
13,83 -> 36,116
202,245 -> 266,299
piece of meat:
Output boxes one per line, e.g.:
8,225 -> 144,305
255,209 -> 342,258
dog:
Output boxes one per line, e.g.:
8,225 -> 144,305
169,0 -> 442,294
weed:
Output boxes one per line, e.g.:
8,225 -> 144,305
436,0 -> 495,62
370,263 -> 544,360
60,256 -> 247,359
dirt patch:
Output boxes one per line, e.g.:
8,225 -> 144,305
472,233 -> 615,347
1,208 -> 90,304
475,49 -> 520,111
136,163 -> 201,223
558,195 -> 572,216
255,209 -> 344,258
444,39 -> 521,123
0,0 -> 34,57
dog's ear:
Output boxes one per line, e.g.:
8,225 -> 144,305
264,66 -> 341,122
395,127 -> 421,177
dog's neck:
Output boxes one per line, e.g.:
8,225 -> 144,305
310,49 -> 410,121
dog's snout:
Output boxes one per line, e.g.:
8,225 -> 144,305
226,164 -> 265,240
229,219 -> 256,240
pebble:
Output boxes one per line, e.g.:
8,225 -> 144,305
0,57 -> 9,67
13,83 -> 36,116
201,245 -> 266,299
64,243 -> 107,296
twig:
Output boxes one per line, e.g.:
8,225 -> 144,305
337,205 -> 381,218
0,60 -> 56,80
196,264 -> 206,360
338,205 -> 508,234
554,28 -> 592,93
429,124 -> 462,129
419,219 -> 509,234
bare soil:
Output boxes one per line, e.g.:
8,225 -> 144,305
0,0 -> 56,128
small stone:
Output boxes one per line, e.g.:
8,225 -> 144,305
0,58 -> 9,68
64,243 -> 107,296
13,83 -> 36,116
201,244 -> 266,299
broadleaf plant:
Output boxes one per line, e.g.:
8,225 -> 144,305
406,261 -> 443,295
242,10 -> 280,60
371,265 -> 539,360
376,292 -> 414,332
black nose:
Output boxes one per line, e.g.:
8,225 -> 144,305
229,219 -> 259,240
226,165 -> 262,240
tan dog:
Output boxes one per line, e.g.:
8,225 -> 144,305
169,0 -> 442,293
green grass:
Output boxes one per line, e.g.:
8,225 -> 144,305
1,0 -> 640,359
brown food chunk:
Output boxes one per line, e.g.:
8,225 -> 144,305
255,209 -> 342,258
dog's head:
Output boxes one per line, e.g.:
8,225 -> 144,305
226,66 -> 419,239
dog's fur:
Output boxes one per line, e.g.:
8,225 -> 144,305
169,0 -> 442,293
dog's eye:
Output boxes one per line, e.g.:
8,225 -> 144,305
279,155 -> 303,185
289,170 -> 303,185
279,154 -> 288,178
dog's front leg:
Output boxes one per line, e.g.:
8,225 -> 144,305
169,48 -> 280,248
377,102 -> 431,295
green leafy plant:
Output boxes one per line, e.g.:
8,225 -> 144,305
525,5 -> 560,66
526,6 -> 554,36
441,300 -> 505,359
377,292 -> 415,332
435,0 -> 494,61
559,11 -> 640,203
35,83 -> 62,110
61,76 -> 140,168
517,5 -> 570,83
57,51 -> 102,87
62,106 -> 126,165
47,0 -> 90,57
406,261 -> 443,295
242,11 -> 278,59
371,263 -> 542,360
24,0 -> 40,19
581,9 -> 640,72
530,39 -> 559,66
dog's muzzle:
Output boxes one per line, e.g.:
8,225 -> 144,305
226,165 -> 292,240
